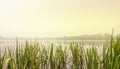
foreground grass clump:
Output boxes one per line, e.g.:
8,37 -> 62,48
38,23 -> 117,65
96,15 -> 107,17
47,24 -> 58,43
0,36 -> 120,69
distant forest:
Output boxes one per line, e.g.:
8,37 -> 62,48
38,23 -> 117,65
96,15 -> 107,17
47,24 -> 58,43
0,34 -> 115,40
55,34 -> 111,40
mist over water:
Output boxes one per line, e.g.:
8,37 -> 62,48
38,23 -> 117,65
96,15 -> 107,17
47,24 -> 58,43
0,39 -> 105,55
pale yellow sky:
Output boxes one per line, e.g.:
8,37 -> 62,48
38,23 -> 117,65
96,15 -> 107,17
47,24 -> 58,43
0,0 -> 120,37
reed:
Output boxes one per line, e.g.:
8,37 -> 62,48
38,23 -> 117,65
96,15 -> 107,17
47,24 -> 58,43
0,35 -> 120,69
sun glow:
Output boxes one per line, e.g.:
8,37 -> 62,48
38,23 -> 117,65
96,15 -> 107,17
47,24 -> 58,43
0,0 -> 120,37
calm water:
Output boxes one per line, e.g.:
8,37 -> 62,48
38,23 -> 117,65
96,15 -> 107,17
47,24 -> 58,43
0,39 -> 105,49
0,39 -> 105,52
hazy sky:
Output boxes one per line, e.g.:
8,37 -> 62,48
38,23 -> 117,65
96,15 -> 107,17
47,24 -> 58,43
0,0 -> 120,37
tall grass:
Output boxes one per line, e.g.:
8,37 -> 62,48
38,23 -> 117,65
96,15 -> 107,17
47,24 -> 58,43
0,35 -> 120,69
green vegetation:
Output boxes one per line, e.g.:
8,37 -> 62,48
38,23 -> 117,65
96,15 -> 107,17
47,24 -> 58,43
0,36 -> 120,69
